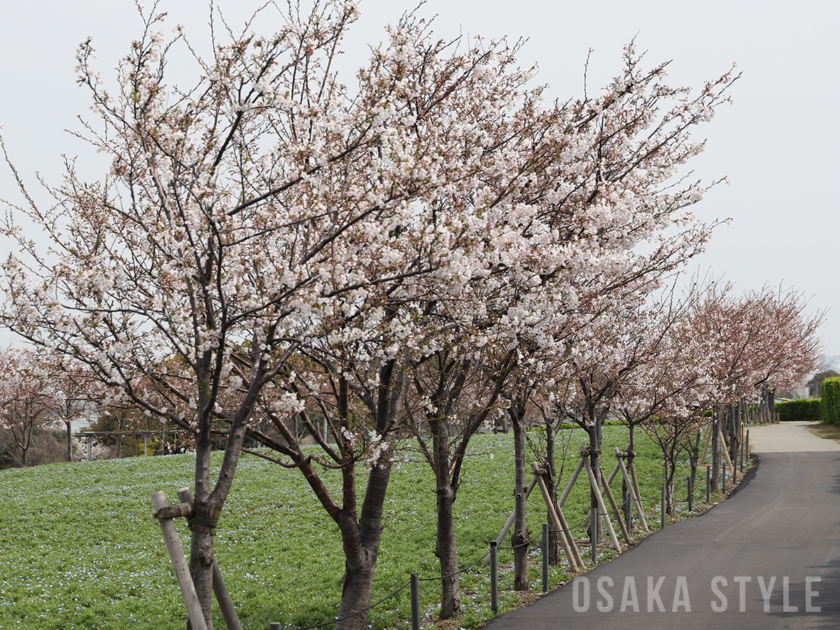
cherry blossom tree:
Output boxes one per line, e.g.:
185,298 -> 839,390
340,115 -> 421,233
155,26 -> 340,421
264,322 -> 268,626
0,0 -> 744,625
0,347 -> 57,467
0,2 -> 576,626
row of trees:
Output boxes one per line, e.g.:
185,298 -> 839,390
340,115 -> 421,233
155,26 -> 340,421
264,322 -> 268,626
0,2 -> 821,628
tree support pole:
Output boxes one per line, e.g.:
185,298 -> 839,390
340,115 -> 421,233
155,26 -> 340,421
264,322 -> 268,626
482,475 -> 538,568
580,451 -> 621,552
614,448 -> 649,533
599,472 -> 631,543
177,488 -> 242,630
718,425 -> 734,475
531,463 -> 582,572
699,424 -> 713,467
151,491 -> 208,630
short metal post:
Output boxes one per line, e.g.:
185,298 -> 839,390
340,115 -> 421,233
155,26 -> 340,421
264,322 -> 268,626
144,436 -> 148,457
490,541 -> 498,615
706,466 -> 711,503
323,417 -> 328,442
687,476 -> 693,512
410,572 -> 420,630
542,523 -> 549,593
624,487 -> 632,532
270,623 -> 281,630
746,430 -> 750,462
660,486 -> 666,529
87,438 -> 92,462
722,460 -> 726,493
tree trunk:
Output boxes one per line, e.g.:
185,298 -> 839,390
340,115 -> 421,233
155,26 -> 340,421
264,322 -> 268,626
429,409 -> 463,620
20,425 -> 30,467
689,430 -> 700,503
188,529 -> 216,629
337,465 -> 392,630
116,413 -> 125,459
664,459 -> 676,515
510,401 -> 529,592
625,422 -> 637,532
66,421 -> 72,463
587,415 -> 602,544
711,414 -> 720,492
545,417 -> 561,564
436,484 -> 462,618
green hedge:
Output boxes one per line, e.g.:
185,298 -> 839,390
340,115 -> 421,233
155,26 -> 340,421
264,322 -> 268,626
775,398 -> 821,422
822,378 -> 840,425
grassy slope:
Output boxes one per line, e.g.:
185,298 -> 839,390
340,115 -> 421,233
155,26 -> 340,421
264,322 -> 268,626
0,426 -> 700,630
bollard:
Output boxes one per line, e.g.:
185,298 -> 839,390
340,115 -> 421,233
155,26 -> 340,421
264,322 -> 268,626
270,624 -> 281,630
706,466 -> 711,503
410,572 -> 420,630
87,438 -> 92,462
660,486 -> 666,530
746,429 -> 750,461
722,460 -> 726,493
687,476 -> 693,512
734,445 -> 739,483
144,436 -> 148,457
542,524 -> 549,592
490,542 -> 498,615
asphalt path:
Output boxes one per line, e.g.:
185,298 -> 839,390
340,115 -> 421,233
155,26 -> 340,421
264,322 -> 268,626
485,425 -> 840,629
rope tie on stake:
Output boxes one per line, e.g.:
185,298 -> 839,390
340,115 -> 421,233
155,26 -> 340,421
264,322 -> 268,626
155,502 -> 192,520
188,500 -> 223,536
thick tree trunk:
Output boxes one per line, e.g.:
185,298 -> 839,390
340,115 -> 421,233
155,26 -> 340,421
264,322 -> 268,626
665,461 -> 676,515
624,423 -> 636,532
188,529 -> 216,629
711,413 -> 720,492
20,426 -> 29,467
337,465 -> 392,630
587,418 -> 602,544
436,485 -> 462,618
545,418 -> 561,564
510,402 -> 529,591
429,410 -> 462,620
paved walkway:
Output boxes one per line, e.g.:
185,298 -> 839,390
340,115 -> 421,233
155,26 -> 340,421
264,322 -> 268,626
486,423 -> 840,629
749,421 -> 840,453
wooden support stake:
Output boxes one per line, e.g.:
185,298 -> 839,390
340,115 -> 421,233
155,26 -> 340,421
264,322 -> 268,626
557,458 -> 585,509
614,448 -> 649,533
177,488 -> 243,630
531,463 -> 580,573
554,498 -> 584,569
579,444 -> 631,530
699,425 -> 713,467
580,452 -> 621,552
600,472 -> 631,543
717,426 -> 735,475
629,462 -> 644,522
151,491 -> 208,630
482,475 -> 538,568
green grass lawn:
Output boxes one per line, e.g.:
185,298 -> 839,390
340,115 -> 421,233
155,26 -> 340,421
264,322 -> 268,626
0,426 -> 712,629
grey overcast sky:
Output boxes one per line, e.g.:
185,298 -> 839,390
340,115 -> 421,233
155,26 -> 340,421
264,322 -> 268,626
0,1 -> 838,356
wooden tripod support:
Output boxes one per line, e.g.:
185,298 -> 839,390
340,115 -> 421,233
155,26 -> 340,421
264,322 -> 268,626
152,489 -> 243,630
531,462 -> 583,571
